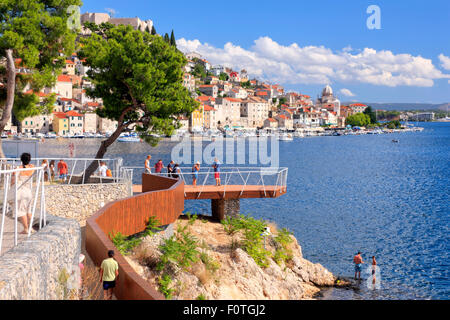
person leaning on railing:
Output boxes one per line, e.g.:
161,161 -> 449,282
10,153 -> 35,234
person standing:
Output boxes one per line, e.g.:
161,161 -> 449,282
371,256 -> 377,285
192,161 -> 200,186
212,158 -> 221,186
353,251 -> 364,280
154,159 -> 164,174
57,159 -> 68,182
144,155 -> 152,174
100,250 -> 119,300
167,160 -> 175,178
12,153 -> 34,234
49,160 -> 55,182
98,161 -> 108,177
172,163 -> 181,179
41,159 -> 49,182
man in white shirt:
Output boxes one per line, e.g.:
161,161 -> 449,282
98,161 -> 108,177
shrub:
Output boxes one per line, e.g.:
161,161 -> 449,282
110,231 -> 142,256
158,274 -> 174,299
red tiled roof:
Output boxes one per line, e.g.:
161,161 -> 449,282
203,105 -> 216,111
350,103 -> 367,107
278,114 -> 289,120
53,112 -> 67,119
57,74 -> 72,82
65,60 -> 75,64
65,110 -> 83,117
224,98 -> 242,102
256,91 -> 268,96
267,118 -> 277,122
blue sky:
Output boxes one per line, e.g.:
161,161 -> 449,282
81,0 -> 450,103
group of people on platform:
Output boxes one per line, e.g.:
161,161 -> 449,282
144,155 -> 221,186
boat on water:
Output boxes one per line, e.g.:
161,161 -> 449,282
278,132 -> 293,141
117,132 -> 141,142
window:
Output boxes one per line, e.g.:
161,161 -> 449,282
25,121 -> 28,125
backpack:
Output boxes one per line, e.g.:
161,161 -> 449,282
106,169 -> 112,177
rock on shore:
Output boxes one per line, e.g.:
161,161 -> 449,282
125,217 -> 335,300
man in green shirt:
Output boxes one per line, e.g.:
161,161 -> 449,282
100,250 -> 119,300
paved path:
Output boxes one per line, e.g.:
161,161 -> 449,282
0,214 -> 30,257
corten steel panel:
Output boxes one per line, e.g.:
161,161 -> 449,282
85,175 -> 184,300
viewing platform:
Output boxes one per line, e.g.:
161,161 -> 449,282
132,167 -> 288,220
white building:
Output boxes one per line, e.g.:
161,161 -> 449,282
315,85 -> 340,116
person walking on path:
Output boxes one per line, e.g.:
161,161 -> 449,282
144,155 -> 152,174
192,161 -> 200,186
353,251 -> 364,280
100,250 -> 119,300
57,159 -> 68,182
154,159 -> 164,174
41,159 -> 49,182
167,160 -> 175,178
49,160 -> 55,182
212,158 -> 221,186
11,153 -> 35,234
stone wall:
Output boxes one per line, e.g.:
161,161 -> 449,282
45,182 -> 131,226
0,215 -> 81,300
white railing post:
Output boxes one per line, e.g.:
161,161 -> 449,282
0,173 -> 11,255
14,171 -> 18,246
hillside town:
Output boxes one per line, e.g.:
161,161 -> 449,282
0,11 -> 402,138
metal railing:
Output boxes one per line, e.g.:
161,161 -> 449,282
123,166 -> 288,199
0,166 -> 46,255
0,158 -> 123,185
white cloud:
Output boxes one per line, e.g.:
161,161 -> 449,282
177,37 -> 450,87
339,88 -> 356,97
105,8 -> 118,17
438,54 -> 450,70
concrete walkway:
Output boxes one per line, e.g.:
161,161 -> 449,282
0,214 -> 31,257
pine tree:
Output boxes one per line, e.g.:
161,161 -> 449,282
164,33 -> 169,43
170,30 -> 176,47
145,25 -> 150,33
151,25 -> 157,35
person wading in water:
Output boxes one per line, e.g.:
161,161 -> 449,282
353,251 -> 364,280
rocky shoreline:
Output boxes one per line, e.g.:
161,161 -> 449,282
124,215 -> 341,300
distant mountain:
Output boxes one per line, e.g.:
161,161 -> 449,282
342,102 -> 450,111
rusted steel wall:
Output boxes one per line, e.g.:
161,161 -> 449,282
86,174 -> 185,300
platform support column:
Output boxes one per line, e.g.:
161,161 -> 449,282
211,199 -> 240,221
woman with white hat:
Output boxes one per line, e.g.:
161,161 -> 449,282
192,161 -> 200,186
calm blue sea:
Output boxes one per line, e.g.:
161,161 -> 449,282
38,122 -> 450,300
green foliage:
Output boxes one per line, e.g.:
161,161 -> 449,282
0,0 -> 81,129
110,217 -> 161,255
157,228 -> 200,272
200,251 -> 220,274
385,120 -> 401,129
273,228 -> 294,266
196,293 -> 207,300
192,63 -> 207,79
222,214 -> 272,268
345,113 -> 371,127
170,30 -> 176,47
219,72 -> 229,81
110,231 -> 143,256
78,23 -> 198,138
143,216 -> 162,237
158,274 -> 174,299
240,80 -> 252,88
363,106 -> 378,124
